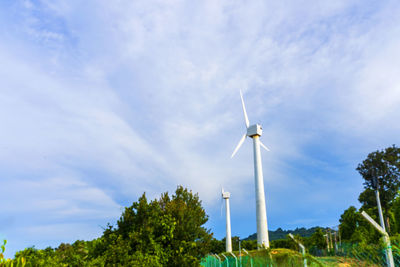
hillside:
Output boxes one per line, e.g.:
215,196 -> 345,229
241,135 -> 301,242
244,226 -> 323,241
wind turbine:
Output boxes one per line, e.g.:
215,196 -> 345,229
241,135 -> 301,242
231,90 -> 270,249
222,188 -> 232,252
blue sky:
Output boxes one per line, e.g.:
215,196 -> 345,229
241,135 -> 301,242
1,0 -> 400,258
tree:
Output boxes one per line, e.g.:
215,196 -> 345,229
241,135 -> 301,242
339,206 -> 359,241
389,195 -> 400,234
241,240 -> 257,250
307,228 -> 326,249
100,186 -> 212,266
271,238 -> 297,250
356,145 -> 400,214
12,186 -> 212,266
209,238 -> 224,254
338,205 -> 381,244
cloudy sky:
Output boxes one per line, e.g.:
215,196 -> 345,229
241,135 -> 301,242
1,0 -> 400,257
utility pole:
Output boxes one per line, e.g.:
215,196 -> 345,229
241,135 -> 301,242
372,174 -> 393,267
334,231 -> 338,253
289,234 -> 307,267
361,211 -> 394,267
239,239 -> 242,266
324,231 -> 330,253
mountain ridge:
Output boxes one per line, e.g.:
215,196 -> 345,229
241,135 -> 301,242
243,226 -> 324,241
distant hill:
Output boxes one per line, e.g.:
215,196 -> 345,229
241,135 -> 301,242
243,227 -> 323,241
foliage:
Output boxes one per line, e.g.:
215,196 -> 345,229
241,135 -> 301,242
306,228 -> 326,250
1,240 -> 26,267
356,145 -> 400,213
244,226 -> 321,241
339,206 -> 360,240
10,186 -> 212,266
208,237 -> 225,254
209,228 -> 329,253
241,240 -> 258,250
271,237 -> 297,250
0,240 -> 6,264
336,145 -> 400,246
98,186 -> 213,266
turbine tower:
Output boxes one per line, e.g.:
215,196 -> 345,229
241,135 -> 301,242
222,188 -> 232,252
231,90 -> 270,248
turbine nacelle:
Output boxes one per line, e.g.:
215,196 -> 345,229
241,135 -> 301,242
247,124 -> 262,137
230,90 -> 270,158
222,191 -> 230,199
221,188 -> 231,199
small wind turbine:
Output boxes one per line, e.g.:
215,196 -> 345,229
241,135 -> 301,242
222,188 -> 232,252
231,90 -> 270,248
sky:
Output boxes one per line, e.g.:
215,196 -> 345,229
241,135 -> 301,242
1,0 -> 400,258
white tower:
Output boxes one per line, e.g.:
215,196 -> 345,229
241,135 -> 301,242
222,189 -> 232,252
231,90 -> 270,249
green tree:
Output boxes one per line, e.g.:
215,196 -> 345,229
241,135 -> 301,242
339,206 -> 359,241
392,197 -> 400,234
271,238 -> 297,250
307,228 -> 326,249
160,186 -> 212,266
241,240 -> 257,250
356,145 -> 400,218
100,186 -> 212,266
14,247 -> 56,267
12,186 -> 212,266
209,238 -> 224,254
338,206 -> 380,244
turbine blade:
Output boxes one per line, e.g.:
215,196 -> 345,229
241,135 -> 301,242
260,141 -> 270,151
220,197 -> 224,217
231,133 -> 246,158
240,90 -> 250,128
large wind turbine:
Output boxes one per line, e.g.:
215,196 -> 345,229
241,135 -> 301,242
222,188 -> 232,252
231,90 -> 270,249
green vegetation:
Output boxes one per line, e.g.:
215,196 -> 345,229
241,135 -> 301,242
1,240 -> 26,267
202,248 -> 328,266
244,226 -> 322,241
6,186 -> 212,266
339,145 -> 400,243
207,227 -> 327,254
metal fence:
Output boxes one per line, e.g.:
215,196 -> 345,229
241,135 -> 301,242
310,241 -> 400,266
201,241 -> 400,267
201,254 -> 274,267
200,249 -> 314,267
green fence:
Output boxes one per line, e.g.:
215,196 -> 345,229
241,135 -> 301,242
201,254 -> 275,267
201,249 -> 317,267
307,241 -> 400,266
201,241 -> 400,267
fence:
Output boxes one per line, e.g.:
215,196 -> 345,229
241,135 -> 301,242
310,241 -> 400,266
201,241 -> 400,267
201,249 -> 321,267
201,254 -> 275,267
